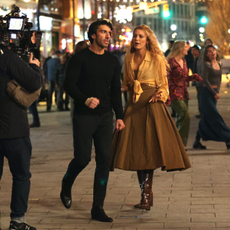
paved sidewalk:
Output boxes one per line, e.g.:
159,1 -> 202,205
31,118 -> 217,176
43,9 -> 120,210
1,85 -> 230,230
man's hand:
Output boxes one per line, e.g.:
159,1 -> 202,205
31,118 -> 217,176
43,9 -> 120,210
149,91 -> 163,103
116,119 -> 125,131
31,31 -> 36,44
88,97 -> 100,109
214,93 -> 220,101
29,53 -> 40,67
121,85 -> 129,92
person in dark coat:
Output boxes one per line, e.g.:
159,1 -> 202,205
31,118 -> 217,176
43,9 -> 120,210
164,40 -> 174,57
45,50 -> 61,111
191,45 -> 202,119
55,53 -> 69,111
0,48 -> 42,230
185,41 -> 194,72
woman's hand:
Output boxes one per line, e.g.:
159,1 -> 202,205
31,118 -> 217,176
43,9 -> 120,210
149,91 -> 163,103
121,85 -> 129,92
214,93 -> 220,100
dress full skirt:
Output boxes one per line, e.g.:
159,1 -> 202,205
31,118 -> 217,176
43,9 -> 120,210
110,85 -> 191,171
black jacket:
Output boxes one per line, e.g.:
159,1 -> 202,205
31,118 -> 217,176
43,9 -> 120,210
0,48 -> 43,139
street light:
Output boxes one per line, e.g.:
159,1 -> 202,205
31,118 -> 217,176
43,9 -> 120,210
162,4 -> 170,18
200,16 -> 208,24
170,24 -> 177,31
199,27 -> 205,33
172,32 -> 177,39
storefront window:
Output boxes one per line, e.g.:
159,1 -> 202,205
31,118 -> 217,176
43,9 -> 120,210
41,0 -> 62,15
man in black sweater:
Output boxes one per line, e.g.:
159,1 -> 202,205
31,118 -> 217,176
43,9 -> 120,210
0,48 -> 42,230
60,19 -> 125,222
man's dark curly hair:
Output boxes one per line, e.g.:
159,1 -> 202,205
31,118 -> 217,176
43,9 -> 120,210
87,19 -> 113,44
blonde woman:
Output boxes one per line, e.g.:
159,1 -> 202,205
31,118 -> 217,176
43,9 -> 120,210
110,25 -> 191,210
167,41 -> 202,147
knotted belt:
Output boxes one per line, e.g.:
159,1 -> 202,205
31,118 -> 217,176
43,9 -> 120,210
133,80 -> 143,103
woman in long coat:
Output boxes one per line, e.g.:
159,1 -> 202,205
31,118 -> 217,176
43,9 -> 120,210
110,25 -> 191,211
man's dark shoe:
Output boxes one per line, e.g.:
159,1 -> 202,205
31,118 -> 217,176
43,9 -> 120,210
91,206 -> 113,222
60,191 -> 72,209
60,181 -> 72,209
195,114 -> 202,119
9,221 -> 36,230
193,141 -> 206,149
29,123 -> 40,128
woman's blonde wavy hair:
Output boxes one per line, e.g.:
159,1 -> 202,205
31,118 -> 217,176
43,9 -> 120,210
130,24 -> 169,70
166,41 -> 186,60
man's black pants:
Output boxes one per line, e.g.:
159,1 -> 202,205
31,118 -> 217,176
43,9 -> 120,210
0,136 -> 32,218
62,111 -> 113,207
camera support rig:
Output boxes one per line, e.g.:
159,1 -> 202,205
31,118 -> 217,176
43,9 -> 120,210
0,4 -> 42,57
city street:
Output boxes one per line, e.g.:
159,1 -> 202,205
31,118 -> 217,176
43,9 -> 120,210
1,83 -> 230,230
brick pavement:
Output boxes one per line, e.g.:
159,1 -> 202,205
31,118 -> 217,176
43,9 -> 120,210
1,84 -> 230,230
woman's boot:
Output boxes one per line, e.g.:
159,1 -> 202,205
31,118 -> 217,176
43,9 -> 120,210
134,170 -> 153,210
136,170 -> 153,207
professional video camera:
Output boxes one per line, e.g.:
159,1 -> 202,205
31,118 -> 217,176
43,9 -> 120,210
0,4 -> 42,57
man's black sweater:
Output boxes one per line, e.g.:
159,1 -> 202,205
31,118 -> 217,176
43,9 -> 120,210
64,48 -> 123,119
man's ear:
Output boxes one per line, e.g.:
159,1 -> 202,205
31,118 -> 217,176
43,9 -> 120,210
91,34 -> 96,40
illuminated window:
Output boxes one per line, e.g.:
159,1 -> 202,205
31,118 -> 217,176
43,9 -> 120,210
41,0 -> 61,14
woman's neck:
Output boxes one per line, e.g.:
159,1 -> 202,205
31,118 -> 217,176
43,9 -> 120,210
174,54 -> 184,62
210,58 -> 217,65
135,48 -> 147,59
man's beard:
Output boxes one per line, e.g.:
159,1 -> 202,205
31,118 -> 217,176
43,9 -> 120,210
95,38 -> 108,49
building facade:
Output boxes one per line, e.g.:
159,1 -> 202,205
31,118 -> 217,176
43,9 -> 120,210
134,1 -> 196,51
1,0 -> 201,55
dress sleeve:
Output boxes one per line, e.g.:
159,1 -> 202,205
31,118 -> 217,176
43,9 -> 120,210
156,55 -> 169,103
202,62 -> 217,95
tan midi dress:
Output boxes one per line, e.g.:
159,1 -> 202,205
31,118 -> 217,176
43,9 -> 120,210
110,83 -> 191,171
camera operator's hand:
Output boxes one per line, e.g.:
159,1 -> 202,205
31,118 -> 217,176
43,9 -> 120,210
29,53 -> 40,67
31,32 -> 36,44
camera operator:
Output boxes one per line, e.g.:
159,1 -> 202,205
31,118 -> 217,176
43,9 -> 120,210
0,45 -> 42,230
